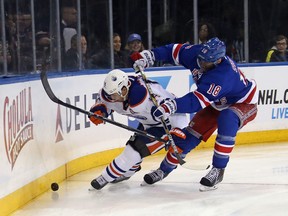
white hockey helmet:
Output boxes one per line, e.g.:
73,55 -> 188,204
103,69 -> 130,97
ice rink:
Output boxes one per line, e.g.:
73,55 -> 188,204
12,142 -> 288,216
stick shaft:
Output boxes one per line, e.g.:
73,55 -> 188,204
40,71 -> 167,143
138,70 -> 186,165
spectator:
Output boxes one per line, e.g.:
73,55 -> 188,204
35,31 -> 50,71
125,33 -> 145,66
266,35 -> 288,62
60,6 -> 77,52
113,33 -> 129,68
198,22 -> 216,44
15,13 -> 34,72
64,34 -> 88,71
0,13 -> 14,73
0,41 -> 12,74
90,33 -> 128,69
226,28 -> 244,63
125,33 -> 144,53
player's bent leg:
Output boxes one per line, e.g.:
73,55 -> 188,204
143,128 -> 201,185
91,145 -> 142,190
111,164 -> 142,184
200,109 -> 239,191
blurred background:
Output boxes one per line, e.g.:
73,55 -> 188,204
1,0 -> 287,75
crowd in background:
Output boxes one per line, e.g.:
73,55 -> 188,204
0,0 -> 288,75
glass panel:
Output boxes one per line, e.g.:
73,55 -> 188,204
13,0 -> 34,73
151,0 -> 186,46
34,0 -> 84,72
111,0 -> 148,69
60,1 -> 81,71
0,0 -> 9,75
198,0 -> 245,63
249,0 -> 288,63
2,0 -> 288,75
1,1 -> 16,75
36,0 -> 58,72
81,0 -> 111,69
0,0 -> 32,74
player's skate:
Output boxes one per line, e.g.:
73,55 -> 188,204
143,168 -> 168,185
111,175 -> 130,184
90,175 -> 108,190
199,166 -> 225,192
111,165 -> 142,184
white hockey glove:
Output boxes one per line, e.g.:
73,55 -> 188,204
153,99 -> 177,121
131,50 -> 155,72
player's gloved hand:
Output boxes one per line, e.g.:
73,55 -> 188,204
152,99 -> 177,120
89,110 -> 105,125
169,128 -> 186,140
89,104 -> 108,126
131,50 -> 155,72
163,128 -> 186,153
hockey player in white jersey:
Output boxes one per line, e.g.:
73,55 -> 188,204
89,69 -> 188,190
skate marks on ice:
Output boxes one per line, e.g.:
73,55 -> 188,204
12,142 -> 288,216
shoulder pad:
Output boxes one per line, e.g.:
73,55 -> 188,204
128,84 -> 147,107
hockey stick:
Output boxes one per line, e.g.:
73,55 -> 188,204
40,70 -> 168,143
137,69 -> 186,165
138,70 -> 210,171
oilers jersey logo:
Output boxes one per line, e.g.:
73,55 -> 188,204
128,108 -> 147,120
129,108 -> 136,114
126,113 -> 147,120
111,75 -> 117,81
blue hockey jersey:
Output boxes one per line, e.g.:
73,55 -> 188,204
152,44 -> 258,113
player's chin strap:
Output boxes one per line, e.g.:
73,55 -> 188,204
137,69 -> 186,165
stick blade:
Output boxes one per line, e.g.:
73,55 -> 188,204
181,163 -> 210,171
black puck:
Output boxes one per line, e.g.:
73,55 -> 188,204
51,182 -> 59,191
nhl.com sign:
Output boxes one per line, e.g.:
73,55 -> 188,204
3,87 -> 34,170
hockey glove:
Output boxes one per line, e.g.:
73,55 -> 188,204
131,50 -> 155,72
167,128 -> 187,155
89,104 -> 108,126
152,99 -> 177,120
89,110 -> 105,125
170,128 -> 186,140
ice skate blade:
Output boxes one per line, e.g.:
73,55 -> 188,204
140,181 -> 149,186
199,184 -> 218,192
88,187 -> 101,191
88,187 -> 96,191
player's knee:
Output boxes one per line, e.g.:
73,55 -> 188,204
127,135 -> 151,158
218,109 -> 240,135
218,109 -> 239,127
119,144 -> 142,165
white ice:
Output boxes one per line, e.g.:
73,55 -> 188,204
12,142 -> 288,216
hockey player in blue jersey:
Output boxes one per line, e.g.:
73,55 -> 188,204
131,37 -> 258,191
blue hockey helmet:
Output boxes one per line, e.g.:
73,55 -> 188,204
197,37 -> 226,63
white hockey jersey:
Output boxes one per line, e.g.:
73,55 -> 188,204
92,75 -> 188,130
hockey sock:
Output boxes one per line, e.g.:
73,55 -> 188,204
213,109 -> 239,168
